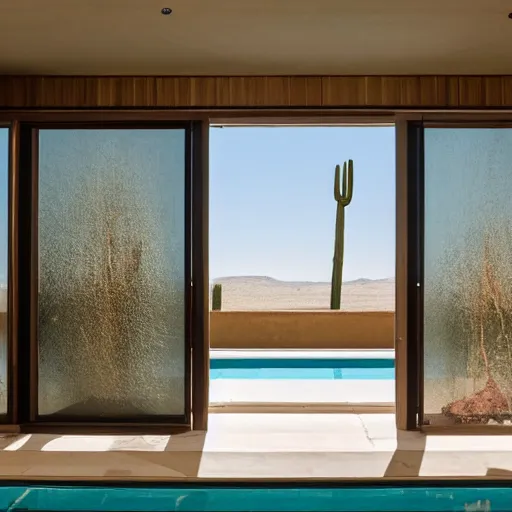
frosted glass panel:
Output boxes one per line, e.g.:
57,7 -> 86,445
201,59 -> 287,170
0,129 -> 8,416
424,128 -> 512,425
38,129 -> 186,418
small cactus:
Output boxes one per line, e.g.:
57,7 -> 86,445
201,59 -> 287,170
330,160 -> 354,310
212,283 -> 222,311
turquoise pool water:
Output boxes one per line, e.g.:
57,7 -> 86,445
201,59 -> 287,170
210,358 -> 395,380
0,484 -> 509,511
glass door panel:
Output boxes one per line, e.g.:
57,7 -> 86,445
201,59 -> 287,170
0,128 -> 8,417
424,127 -> 512,426
37,128 -> 188,420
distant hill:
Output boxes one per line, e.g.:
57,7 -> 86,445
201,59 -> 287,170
213,275 -> 394,286
210,276 -> 394,311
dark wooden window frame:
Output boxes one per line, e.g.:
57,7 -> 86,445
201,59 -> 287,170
394,117 -> 423,430
3,115 -> 209,434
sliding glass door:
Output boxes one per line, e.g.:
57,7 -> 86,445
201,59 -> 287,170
35,128 -> 189,421
406,120 -> 512,429
7,120 -> 209,430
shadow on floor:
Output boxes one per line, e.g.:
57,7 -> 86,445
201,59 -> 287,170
384,430 -> 426,477
486,468 -> 512,477
121,430 -> 208,478
12,434 -> 61,451
164,430 -> 206,477
0,434 -> 62,451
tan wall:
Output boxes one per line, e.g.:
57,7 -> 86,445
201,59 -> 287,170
0,75 -> 511,108
210,311 -> 394,349
1,311 -> 393,350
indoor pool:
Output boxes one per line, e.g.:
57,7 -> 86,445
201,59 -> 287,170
210,357 -> 395,380
0,484 -> 509,511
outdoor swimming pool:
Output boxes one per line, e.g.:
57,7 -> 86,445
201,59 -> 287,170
210,357 -> 395,380
0,484 -> 509,511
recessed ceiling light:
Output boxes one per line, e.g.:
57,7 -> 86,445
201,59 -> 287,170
161,7 -> 172,15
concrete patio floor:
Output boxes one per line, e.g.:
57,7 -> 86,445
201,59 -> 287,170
0,414 -> 512,480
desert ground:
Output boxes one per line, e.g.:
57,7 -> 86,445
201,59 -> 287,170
0,278 -> 394,315
211,276 -> 395,311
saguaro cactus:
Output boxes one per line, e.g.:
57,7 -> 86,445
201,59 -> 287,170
330,160 -> 354,310
212,283 -> 222,311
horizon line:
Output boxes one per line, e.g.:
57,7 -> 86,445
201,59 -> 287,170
211,275 -> 395,283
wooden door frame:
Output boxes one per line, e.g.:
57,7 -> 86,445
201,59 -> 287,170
191,120 -> 209,431
210,115 -> 412,428
3,114 -> 210,434
394,115 -> 424,430
412,114 -> 512,434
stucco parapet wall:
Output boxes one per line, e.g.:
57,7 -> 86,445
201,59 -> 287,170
210,310 -> 394,349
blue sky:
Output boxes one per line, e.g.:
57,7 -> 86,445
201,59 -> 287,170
0,126 -> 395,286
210,126 -> 395,282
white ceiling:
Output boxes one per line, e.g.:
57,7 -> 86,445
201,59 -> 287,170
1,0 -> 511,75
